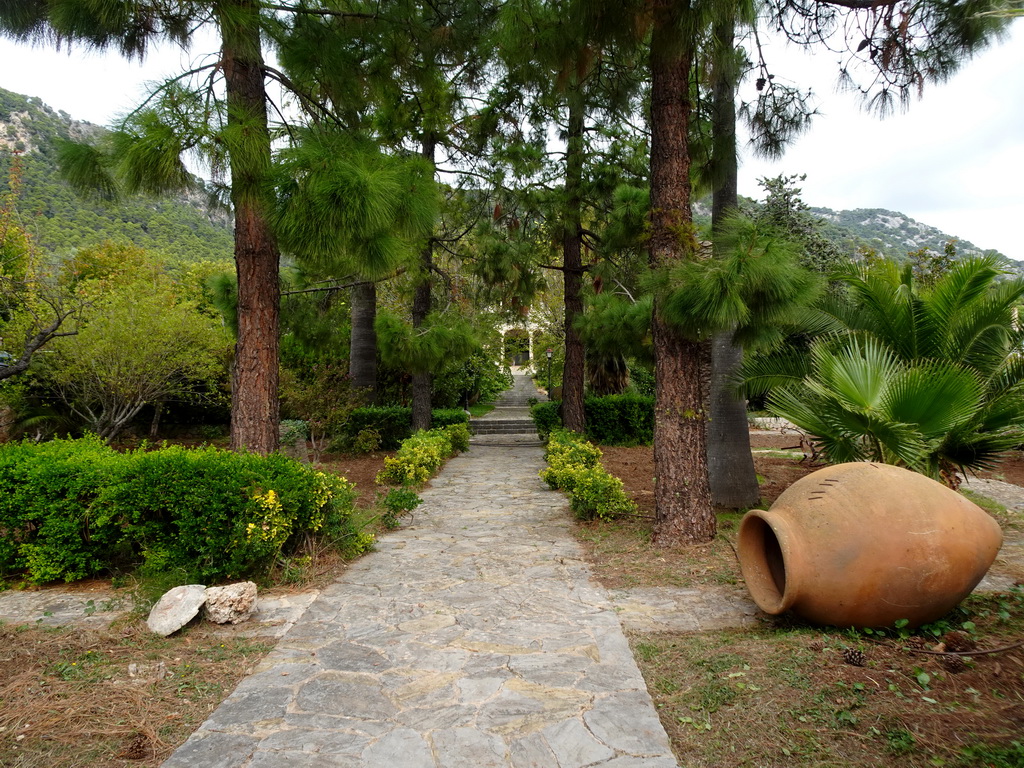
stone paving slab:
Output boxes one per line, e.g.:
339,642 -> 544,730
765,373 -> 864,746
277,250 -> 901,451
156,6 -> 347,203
164,438 -> 680,768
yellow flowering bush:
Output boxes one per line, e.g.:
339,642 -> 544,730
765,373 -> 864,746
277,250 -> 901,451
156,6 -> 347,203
0,438 -> 366,584
376,425 -> 465,487
540,429 -> 637,521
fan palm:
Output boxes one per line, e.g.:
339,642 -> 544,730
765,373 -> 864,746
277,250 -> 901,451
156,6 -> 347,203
750,255 -> 1024,480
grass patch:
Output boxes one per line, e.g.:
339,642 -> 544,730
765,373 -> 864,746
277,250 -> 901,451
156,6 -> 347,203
468,402 -> 496,418
631,593 -> 1024,767
0,619 -> 271,766
575,511 -> 745,589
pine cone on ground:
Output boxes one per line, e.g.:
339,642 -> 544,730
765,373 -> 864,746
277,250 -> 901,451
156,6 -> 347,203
942,654 -> 968,674
941,630 -> 976,653
843,648 -> 866,667
808,639 -> 825,652
904,636 -> 927,649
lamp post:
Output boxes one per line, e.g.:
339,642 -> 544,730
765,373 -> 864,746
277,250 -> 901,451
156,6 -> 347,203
546,348 -> 553,400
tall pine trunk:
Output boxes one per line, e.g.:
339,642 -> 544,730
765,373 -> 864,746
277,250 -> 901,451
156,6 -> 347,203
411,135 -> 436,432
561,91 -> 586,434
350,281 -> 378,403
708,10 -> 760,509
649,0 -> 715,546
220,0 -> 280,455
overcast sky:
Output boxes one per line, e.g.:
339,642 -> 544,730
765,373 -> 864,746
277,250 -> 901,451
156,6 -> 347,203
1,20 -> 1021,260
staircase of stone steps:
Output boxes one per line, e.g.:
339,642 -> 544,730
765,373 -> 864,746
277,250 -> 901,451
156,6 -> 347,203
469,371 -> 544,441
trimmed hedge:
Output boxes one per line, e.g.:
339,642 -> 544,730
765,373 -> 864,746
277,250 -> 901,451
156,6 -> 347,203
0,436 -> 372,585
375,423 -> 470,486
585,394 -> 654,445
530,394 -> 654,445
348,407 -> 469,450
539,429 -> 637,521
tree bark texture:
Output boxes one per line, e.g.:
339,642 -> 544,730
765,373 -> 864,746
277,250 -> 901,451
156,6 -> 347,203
350,281 -> 378,403
649,0 -> 715,545
708,12 -> 759,509
221,0 -> 280,455
708,332 -> 759,507
561,93 -> 586,434
412,135 -> 436,432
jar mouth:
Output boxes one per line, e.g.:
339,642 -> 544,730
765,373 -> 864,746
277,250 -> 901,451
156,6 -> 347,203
738,511 -> 793,614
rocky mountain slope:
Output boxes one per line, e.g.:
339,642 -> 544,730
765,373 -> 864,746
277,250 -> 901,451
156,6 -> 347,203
0,86 -> 233,265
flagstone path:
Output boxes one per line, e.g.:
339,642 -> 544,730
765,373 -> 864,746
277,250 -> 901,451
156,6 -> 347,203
162,373 -> 680,767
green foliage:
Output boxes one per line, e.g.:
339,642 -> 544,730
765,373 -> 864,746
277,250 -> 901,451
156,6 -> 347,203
40,268 -> 230,441
530,400 -> 562,440
347,406 -> 469,450
376,309 -> 479,375
656,214 -> 821,345
956,741 -> 1024,767
431,350 -> 511,409
754,175 -> 852,277
375,425 -> 466,487
629,364 -> 655,396
379,487 -> 423,530
751,256 -> 1024,478
584,394 -> 655,445
0,437 -> 365,584
531,396 -> 654,444
0,435 -> 122,582
350,428 -> 382,455
270,129 -> 437,280
279,362 -> 363,461
539,429 -> 637,521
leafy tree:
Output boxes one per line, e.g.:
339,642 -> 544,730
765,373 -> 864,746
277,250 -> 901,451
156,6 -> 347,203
746,256 -> 1024,483
587,0 -> 1009,545
41,273 -> 230,442
280,362 -> 363,462
486,0 -> 648,433
909,238 -> 958,289
0,158 -> 83,381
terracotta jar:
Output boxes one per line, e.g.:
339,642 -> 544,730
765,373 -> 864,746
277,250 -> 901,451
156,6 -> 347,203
737,462 -> 1003,628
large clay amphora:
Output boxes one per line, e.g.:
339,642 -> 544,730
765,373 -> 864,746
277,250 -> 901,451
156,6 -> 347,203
737,462 -> 1003,628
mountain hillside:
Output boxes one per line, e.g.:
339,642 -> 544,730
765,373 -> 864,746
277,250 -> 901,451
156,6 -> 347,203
0,86 -> 233,264
811,206 -> 1008,263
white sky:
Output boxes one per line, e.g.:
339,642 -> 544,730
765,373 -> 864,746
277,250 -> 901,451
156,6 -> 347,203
737,21 -> 1024,261
1,19 -> 1022,260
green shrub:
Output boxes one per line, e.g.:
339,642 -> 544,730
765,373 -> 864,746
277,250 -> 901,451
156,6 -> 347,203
444,422 -> 471,453
0,436 -> 123,583
376,425 -> 465,487
347,407 -> 470,449
530,396 -> 654,445
530,401 -> 562,440
540,429 -> 637,521
348,406 -> 412,449
350,428 -> 382,454
380,487 -> 423,530
585,394 -> 654,445
0,437 -> 367,585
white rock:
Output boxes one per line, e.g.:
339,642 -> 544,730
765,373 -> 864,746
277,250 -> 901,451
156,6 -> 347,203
203,581 -> 258,624
146,584 -> 207,636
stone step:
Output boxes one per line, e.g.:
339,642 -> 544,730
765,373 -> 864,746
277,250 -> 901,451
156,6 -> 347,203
471,422 -> 539,435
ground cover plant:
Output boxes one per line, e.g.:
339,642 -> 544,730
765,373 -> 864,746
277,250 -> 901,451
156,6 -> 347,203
587,433 -> 1024,767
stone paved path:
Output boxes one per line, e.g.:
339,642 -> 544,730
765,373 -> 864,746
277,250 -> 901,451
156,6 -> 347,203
164,380 -> 679,767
